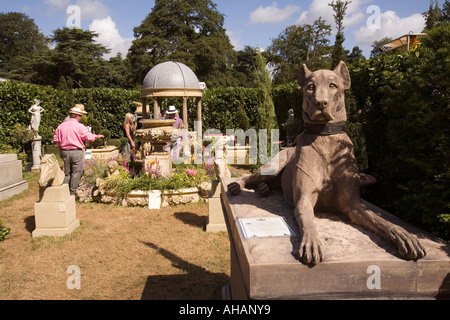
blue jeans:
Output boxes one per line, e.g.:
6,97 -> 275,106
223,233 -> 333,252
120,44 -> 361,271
61,149 -> 84,195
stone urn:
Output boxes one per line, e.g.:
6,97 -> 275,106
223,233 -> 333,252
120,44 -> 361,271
135,119 -> 177,156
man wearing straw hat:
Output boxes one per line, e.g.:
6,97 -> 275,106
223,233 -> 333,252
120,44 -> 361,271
53,105 -> 104,196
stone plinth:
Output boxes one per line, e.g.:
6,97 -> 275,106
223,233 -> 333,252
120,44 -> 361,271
221,177 -> 450,300
87,146 -> 119,161
206,180 -> 227,232
145,154 -> 172,177
122,188 -> 200,208
33,184 -> 80,238
0,154 -> 28,201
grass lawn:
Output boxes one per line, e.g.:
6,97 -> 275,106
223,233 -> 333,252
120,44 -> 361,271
0,169 -> 231,300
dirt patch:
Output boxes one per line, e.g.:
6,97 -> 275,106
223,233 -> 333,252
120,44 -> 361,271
0,171 -> 230,300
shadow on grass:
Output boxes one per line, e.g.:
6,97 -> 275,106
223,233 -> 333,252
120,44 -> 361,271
140,241 -> 230,300
174,211 -> 207,229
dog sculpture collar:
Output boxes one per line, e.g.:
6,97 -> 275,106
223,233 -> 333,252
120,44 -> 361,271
303,123 -> 346,136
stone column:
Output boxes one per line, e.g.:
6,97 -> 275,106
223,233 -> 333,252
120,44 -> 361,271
31,136 -> 42,170
197,98 -> 203,141
153,99 -> 159,120
182,96 -> 188,129
142,98 -> 147,120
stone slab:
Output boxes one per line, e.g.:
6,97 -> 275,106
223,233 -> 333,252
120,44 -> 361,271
221,177 -> 450,300
0,155 -> 23,189
0,154 -> 17,164
0,180 -> 29,202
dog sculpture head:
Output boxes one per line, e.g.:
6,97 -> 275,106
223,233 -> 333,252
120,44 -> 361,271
298,61 -> 351,125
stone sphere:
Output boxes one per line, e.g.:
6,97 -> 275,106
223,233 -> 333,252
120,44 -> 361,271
143,61 -> 201,89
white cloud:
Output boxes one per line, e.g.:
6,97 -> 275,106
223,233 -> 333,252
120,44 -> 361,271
44,0 -> 109,20
295,0 -> 366,30
248,2 -> 301,25
354,10 -> 426,54
76,0 -> 109,20
89,16 -> 133,59
44,0 -> 71,14
227,30 -> 244,51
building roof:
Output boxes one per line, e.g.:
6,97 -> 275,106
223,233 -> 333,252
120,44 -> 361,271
380,32 -> 427,53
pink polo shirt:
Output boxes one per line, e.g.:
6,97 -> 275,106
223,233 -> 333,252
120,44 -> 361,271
53,118 -> 99,150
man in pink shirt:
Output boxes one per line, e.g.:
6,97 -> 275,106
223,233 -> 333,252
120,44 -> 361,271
53,106 -> 104,195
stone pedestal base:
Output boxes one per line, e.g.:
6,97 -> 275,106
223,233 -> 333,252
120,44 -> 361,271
145,153 -> 172,177
207,180 -> 227,233
221,177 -> 450,300
33,184 -> 79,238
0,154 -> 28,201
31,137 -> 42,170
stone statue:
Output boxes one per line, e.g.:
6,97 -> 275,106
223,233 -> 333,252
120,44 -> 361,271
228,61 -> 426,266
287,109 -> 294,122
38,154 -> 65,187
28,99 -> 44,132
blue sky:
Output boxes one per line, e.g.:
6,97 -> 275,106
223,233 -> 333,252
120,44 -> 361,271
1,0 -> 429,58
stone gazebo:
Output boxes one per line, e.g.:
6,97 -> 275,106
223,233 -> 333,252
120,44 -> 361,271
140,61 -> 203,128
136,61 -> 204,177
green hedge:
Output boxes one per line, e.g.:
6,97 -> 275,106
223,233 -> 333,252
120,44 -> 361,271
0,82 -> 139,148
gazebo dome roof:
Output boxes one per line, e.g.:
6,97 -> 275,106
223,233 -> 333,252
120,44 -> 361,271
142,61 -> 201,90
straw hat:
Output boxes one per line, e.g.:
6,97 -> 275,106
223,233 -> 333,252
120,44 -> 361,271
69,105 -> 88,116
166,105 -> 178,114
74,104 -> 85,111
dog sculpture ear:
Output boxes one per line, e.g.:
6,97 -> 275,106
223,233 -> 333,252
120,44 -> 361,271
298,64 -> 312,89
333,61 -> 351,90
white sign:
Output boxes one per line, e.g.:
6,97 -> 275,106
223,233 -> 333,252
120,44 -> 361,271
238,217 -> 294,239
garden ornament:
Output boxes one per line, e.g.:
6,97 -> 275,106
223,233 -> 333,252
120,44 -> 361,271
227,61 -> 426,266
39,153 -> 65,187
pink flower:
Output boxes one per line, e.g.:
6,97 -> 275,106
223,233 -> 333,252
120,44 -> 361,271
186,169 -> 196,176
358,109 -> 363,114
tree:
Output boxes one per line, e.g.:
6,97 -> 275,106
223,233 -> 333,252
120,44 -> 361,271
442,0 -> 450,23
26,28 -> 110,87
329,0 -> 352,68
423,0 -> 441,31
128,0 -> 237,88
350,23 -> 450,239
370,37 -> 392,57
233,45 -> 258,87
266,18 -> 332,85
254,51 -> 277,142
347,46 -> 364,64
0,12 -> 49,78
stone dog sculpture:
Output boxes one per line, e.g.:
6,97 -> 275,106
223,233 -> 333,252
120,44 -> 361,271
39,154 -> 65,187
228,61 -> 426,265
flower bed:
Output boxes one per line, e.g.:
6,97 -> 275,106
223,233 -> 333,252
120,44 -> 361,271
78,154 -> 215,207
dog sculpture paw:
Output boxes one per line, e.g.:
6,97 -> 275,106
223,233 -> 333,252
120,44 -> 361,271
227,182 -> 242,196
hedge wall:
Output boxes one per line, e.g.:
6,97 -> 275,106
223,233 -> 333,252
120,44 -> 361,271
0,81 -> 139,147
